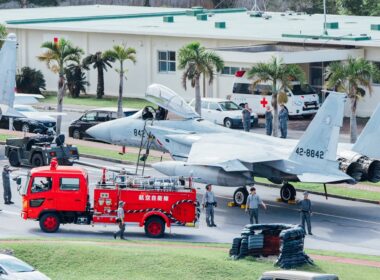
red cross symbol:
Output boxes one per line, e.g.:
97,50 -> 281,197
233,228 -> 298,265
260,97 -> 268,108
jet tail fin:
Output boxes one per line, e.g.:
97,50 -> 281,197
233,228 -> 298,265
352,104 -> 380,159
0,34 -> 17,108
289,92 -> 347,168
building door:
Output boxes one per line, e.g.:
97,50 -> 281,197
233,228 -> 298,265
309,62 -> 331,103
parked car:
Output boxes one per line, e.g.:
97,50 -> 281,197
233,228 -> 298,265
68,107 -> 139,139
0,253 -> 50,280
0,105 -> 56,134
189,98 -> 258,128
259,271 -> 339,280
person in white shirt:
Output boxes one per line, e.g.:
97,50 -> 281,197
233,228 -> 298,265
245,187 -> 267,224
114,201 -> 126,239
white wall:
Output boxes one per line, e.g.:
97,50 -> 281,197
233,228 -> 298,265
9,27 -> 380,117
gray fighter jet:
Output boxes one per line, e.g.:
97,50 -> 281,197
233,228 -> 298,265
87,84 -> 380,205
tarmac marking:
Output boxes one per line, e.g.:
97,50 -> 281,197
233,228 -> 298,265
215,195 -> 380,226
0,210 -> 19,216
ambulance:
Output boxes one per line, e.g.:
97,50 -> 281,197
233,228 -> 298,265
229,70 -> 320,118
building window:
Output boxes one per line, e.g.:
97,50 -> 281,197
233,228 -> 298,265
158,51 -> 176,73
373,62 -> 380,85
221,66 -> 240,75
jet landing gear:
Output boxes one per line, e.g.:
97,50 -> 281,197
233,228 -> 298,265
233,187 -> 249,206
280,183 -> 296,202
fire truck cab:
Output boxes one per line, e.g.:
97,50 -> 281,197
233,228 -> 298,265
20,159 -> 198,238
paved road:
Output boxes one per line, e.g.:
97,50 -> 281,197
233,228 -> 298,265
1,152 -> 379,256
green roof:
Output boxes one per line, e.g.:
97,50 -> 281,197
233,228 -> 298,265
6,7 -> 246,25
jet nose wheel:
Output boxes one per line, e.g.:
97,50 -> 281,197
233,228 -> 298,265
233,187 -> 248,206
280,183 -> 296,202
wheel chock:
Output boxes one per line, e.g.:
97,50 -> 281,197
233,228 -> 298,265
240,204 -> 246,209
228,202 -> 236,207
288,200 -> 296,205
276,198 -> 282,202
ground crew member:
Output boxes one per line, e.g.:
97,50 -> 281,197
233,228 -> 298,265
114,201 -> 126,239
278,104 -> 289,138
245,187 -> 267,224
2,165 -> 17,205
202,184 -> 217,227
265,105 -> 273,136
119,168 -> 127,188
298,191 -> 313,235
242,103 -> 252,132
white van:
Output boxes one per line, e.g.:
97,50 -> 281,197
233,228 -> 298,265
229,70 -> 320,118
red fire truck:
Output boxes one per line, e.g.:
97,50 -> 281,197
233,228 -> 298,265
20,159 -> 199,238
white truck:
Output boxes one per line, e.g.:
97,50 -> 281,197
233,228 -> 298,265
229,70 -> 320,118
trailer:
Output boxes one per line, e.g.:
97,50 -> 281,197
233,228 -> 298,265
20,158 -> 199,238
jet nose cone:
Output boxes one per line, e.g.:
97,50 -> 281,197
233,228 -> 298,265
86,122 -> 111,143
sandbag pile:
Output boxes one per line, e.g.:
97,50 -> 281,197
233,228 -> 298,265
229,223 -> 291,259
229,224 -> 314,269
275,226 -> 314,269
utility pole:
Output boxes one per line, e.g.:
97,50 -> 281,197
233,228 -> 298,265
323,0 -> 328,35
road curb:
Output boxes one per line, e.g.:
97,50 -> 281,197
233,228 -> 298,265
34,104 -> 87,113
257,182 -> 380,205
79,153 -> 153,168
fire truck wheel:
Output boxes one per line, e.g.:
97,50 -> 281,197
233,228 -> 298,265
144,216 -> 165,238
31,153 -> 44,167
39,213 -> 60,233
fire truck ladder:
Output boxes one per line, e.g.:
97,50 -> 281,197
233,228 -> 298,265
135,119 -> 155,175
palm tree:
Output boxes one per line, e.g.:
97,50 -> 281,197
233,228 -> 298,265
247,57 -> 305,137
0,24 -> 7,48
38,38 -> 83,134
103,45 -> 137,118
178,42 -> 224,116
65,63 -> 89,98
82,52 -> 114,99
325,57 -> 380,143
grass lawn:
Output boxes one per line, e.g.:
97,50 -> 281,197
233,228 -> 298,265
77,144 -> 162,163
1,240 -> 379,280
41,94 -> 153,109
255,177 -> 380,202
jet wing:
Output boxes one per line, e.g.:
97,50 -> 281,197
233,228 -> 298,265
298,172 -> 355,184
187,136 -> 282,171
14,94 -> 44,105
0,104 -> 25,118
145,84 -> 199,119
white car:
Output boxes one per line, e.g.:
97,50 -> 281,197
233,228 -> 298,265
189,98 -> 258,129
0,254 -> 50,280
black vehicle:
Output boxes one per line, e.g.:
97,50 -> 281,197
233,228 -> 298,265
0,105 -> 56,134
5,134 -> 79,167
68,107 -> 138,139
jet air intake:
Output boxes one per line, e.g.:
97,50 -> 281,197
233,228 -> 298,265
152,161 -> 254,186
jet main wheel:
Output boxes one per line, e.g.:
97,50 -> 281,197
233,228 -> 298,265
280,183 -> 296,202
233,187 -> 248,206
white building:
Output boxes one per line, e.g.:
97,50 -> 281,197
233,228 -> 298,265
1,5 -> 380,117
